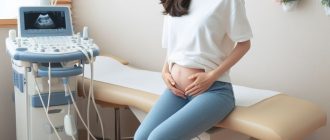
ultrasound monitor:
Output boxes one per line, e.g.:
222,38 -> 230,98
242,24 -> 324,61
18,6 -> 73,37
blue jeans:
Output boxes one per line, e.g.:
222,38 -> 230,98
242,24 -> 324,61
134,81 -> 235,140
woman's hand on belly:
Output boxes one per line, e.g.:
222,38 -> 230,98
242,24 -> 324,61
162,72 -> 187,99
184,71 -> 217,96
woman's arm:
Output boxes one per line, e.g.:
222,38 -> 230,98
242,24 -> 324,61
185,40 -> 251,96
210,40 -> 251,80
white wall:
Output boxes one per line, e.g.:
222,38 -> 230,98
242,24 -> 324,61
72,0 -> 165,71
73,0 -> 330,139
0,29 -> 16,139
232,0 -> 330,139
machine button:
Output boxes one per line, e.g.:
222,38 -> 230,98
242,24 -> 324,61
16,47 -> 28,51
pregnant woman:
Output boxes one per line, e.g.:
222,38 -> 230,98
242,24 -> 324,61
135,0 -> 252,139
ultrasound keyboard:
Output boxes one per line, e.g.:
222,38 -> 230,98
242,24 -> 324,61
15,36 -> 94,54
6,34 -> 99,62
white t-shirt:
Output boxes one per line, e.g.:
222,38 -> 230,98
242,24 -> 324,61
162,0 -> 253,83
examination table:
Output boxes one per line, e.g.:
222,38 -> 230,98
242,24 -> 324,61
77,56 -> 326,140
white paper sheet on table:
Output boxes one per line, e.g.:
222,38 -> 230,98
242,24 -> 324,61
84,56 -> 280,107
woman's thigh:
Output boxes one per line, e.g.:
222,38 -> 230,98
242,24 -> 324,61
148,82 -> 235,140
134,89 -> 188,140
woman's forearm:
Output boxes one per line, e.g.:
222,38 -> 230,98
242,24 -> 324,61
210,40 -> 251,79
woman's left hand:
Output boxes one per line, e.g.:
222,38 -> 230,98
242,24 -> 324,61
184,71 -> 217,96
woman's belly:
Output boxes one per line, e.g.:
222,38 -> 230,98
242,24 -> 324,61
170,64 -> 205,91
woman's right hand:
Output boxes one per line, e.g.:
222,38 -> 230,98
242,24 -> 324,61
162,72 -> 186,99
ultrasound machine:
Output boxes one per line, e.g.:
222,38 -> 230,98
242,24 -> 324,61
6,6 -> 102,140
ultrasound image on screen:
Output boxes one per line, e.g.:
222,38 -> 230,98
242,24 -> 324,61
24,11 -> 66,30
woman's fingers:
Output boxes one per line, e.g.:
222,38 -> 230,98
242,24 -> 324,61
162,73 -> 175,85
170,87 -> 186,99
188,73 -> 198,80
162,72 -> 186,99
174,91 -> 187,99
171,87 -> 184,94
163,73 -> 175,86
184,82 -> 198,93
165,77 -> 186,99
185,84 -> 200,96
185,73 -> 202,92
189,88 -> 203,96
167,75 -> 176,86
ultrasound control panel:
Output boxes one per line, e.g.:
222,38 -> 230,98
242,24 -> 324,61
6,34 -> 99,62
7,35 -> 95,54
